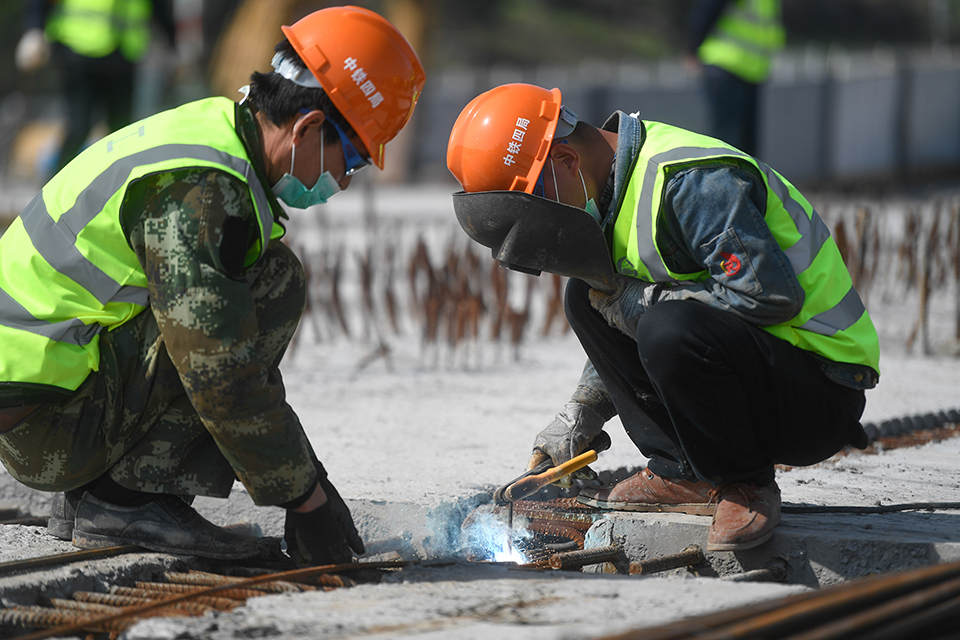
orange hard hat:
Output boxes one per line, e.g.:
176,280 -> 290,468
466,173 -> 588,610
281,5 -> 426,170
447,83 -> 577,194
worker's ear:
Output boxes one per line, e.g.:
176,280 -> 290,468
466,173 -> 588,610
291,109 -> 326,144
549,141 -> 580,176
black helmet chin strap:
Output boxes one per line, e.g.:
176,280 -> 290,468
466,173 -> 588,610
451,190 -> 617,294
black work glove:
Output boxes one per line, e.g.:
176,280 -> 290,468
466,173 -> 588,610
285,502 -> 354,567
283,458 -> 365,566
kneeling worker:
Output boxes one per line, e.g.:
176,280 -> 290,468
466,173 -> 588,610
446,83 -> 878,551
0,6 -> 425,565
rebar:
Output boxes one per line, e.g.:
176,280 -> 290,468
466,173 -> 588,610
110,586 -> 239,611
549,545 -> 622,570
525,520 -> 586,547
0,545 -> 141,577
724,563 -> 788,583
75,590 -> 220,614
13,558 -> 410,640
508,498 -> 600,530
629,546 -> 704,575
0,607 -> 125,634
47,599 -> 122,614
134,581 -> 265,600
163,570 -> 314,593
596,557 -> 960,640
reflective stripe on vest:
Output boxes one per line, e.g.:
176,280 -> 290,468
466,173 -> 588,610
0,98 -> 276,390
45,0 -> 152,61
697,0 -> 784,83
612,121 -> 879,371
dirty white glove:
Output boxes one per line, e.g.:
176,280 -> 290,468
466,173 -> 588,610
527,402 -> 606,480
15,29 -> 49,73
588,274 -> 658,338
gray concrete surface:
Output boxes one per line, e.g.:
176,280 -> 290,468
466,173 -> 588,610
0,185 -> 958,638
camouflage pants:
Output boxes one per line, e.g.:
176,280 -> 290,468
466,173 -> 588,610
0,240 -> 306,497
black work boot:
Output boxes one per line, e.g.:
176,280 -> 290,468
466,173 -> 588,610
47,489 -> 85,541
72,493 -> 260,560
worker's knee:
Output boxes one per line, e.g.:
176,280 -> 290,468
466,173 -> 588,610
635,300 -> 729,371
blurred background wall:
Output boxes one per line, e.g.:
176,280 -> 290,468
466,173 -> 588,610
1,0 -> 960,206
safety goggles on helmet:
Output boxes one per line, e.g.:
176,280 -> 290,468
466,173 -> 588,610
297,108 -> 371,178
533,168 -> 546,198
329,118 -> 370,177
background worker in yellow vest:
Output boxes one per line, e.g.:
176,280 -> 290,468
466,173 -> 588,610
15,0 -> 177,174
684,0 -> 784,156
446,83 -> 879,551
0,6 -> 425,566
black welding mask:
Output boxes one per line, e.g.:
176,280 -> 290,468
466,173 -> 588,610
451,190 -> 617,294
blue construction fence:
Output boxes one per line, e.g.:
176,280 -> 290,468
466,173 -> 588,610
410,45 -> 960,188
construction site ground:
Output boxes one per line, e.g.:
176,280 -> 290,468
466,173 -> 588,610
0,184 -> 959,638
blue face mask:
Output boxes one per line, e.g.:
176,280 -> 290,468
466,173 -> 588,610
272,125 -> 341,209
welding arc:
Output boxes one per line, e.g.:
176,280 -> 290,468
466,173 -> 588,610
504,450 -> 599,503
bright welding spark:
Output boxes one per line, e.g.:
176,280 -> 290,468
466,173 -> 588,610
461,510 -> 531,563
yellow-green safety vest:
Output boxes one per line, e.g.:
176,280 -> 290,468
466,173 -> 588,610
45,0 -> 153,61
698,0 -> 784,84
610,121 -> 880,373
0,97 -> 282,392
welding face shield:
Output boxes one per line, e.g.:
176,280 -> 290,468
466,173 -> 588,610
451,190 -> 617,294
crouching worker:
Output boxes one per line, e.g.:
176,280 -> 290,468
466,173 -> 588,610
446,83 -> 879,551
0,6 -> 425,565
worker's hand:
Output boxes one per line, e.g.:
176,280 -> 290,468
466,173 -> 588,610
528,402 -> 607,481
284,459 -> 365,567
284,501 -> 356,567
15,29 -> 49,73
588,275 -> 657,338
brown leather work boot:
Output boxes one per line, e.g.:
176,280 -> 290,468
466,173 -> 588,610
576,467 -> 716,515
707,481 -> 781,552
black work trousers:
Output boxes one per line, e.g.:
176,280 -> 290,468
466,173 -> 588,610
702,64 -> 759,156
54,45 -> 136,171
564,278 -> 868,487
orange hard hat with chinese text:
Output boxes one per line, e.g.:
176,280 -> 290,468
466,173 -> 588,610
447,84 -> 577,194
281,6 -> 426,170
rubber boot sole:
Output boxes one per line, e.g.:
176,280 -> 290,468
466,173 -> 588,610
46,517 -> 74,541
72,528 -> 261,560
706,528 -> 775,552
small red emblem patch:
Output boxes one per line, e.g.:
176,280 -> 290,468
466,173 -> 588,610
720,252 -> 741,276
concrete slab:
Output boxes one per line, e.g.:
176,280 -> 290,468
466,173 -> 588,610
584,508 -> 960,588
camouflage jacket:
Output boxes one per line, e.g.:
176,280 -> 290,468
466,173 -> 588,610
117,103 -> 316,506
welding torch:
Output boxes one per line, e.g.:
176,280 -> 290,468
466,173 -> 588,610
492,431 -> 612,506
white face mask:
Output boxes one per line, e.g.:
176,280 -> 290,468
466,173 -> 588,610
550,157 -> 602,224
578,168 -> 603,224
271,123 -> 341,209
